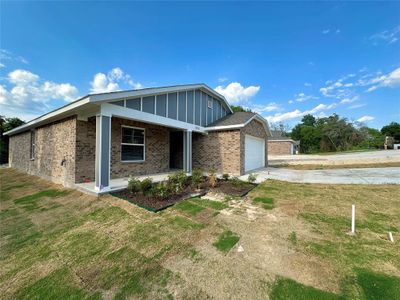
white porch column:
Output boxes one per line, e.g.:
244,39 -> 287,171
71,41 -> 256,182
95,114 -> 111,191
183,130 -> 192,174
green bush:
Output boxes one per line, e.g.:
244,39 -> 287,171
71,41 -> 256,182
168,170 -> 187,194
222,173 -> 230,181
150,183 -> 170,200
247,173 -> 258,183
230,177 -> 244,187
191,168 -> 203,189
127,176 -> 141,193
140,178 -> 153,195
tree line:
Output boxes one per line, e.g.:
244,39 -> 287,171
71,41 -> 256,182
290,114 -> 400,153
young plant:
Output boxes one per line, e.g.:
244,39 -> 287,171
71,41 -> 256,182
150,182 -> 170,200
127,176 -> 141,193
208,169 -> 217,188
140,177 -> 153,195
168,170 -> 187,194
191,168 -> 203,189
222,173 -> 230,181
247,173 -> 258,183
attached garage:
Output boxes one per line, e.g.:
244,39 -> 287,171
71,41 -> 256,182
245,135 -> 265,172
195,111 -> 271,176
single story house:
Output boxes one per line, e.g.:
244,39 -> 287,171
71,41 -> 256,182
5,84 -> 271,193
268,130 -> 299,155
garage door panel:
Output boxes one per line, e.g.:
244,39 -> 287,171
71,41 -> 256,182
245,135 -> 265,172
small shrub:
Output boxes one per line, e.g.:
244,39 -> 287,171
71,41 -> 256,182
127,176 -> 141,193
140,178 -> 153,195
208,169 -> 217,188
230,176 -> 244,187
191,169 -> 203,189
247,173 -> 258,183
168,171 -> 187,194
150,183 -> 170,200
288,231 -> 297,246
222,173 -> 230,181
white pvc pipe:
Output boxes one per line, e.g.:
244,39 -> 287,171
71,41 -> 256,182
351,205 -> 356,234
389,232 -> 394,243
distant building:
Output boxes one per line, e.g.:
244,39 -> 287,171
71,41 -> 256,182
268,130 -> 300,155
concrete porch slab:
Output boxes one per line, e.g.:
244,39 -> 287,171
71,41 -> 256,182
75,170 -> 178,195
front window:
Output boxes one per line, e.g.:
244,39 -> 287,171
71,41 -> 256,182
208,99 -> 213,109
121,126 -> 145,161
30,130 -> 35,160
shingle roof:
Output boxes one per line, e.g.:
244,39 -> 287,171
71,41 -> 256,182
207,112 -> 256,127
269,130 -> 294,141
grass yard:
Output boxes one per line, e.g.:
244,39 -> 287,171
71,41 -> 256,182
1,169 -> 399,299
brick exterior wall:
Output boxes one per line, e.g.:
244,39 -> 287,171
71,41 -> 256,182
110,117 -> 170,179
192,119 -> 269,176
9,116 -> 77,186
192,130 -> 241,175
240,119 -> 268,174
268,140 -> 293,155
9,114 -> 269,186
75,117 -> 96,183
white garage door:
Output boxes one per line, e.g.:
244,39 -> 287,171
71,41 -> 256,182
245,135 -> 265,172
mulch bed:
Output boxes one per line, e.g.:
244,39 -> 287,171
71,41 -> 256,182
213,180 -> 257,197
111,187 -> 207,212
111,179 -> 257,212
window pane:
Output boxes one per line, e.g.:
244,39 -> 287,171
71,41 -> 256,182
122,127 -> 134,143
133,130 -> 144,144
121,145 -> 144,161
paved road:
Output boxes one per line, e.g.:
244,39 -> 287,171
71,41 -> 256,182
240,167 -> 400,185
269,150 -> 400,166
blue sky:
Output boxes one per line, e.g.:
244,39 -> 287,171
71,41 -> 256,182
1,1 -> 399,129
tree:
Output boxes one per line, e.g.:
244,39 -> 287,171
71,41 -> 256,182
301,114 -> 316,127
231,105 -> 252,113
381,122 -> 400,142
0,116 -> 25,164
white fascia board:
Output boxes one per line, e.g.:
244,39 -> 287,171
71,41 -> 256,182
205,124 -> 245,131
4,97 -> 91,136
101,103 -> 205,133
269,139 -> 295,143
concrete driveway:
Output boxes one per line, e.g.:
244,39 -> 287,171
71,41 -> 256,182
241,167 -> 400,185
269,150 -> 400,166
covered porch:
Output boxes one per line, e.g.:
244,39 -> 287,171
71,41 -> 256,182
77,102 -> 199,194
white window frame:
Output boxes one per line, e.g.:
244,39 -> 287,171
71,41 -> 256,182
208,98 -> 213,109
30,130 -> 35,160
120,125 -> 145,162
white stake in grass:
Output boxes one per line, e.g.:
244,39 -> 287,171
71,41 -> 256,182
388,232 -> 394,243
351,204 -> 356,234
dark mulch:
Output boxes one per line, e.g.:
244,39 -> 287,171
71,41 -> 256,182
111,179 -> 257,212
213,180 -> 257,197
111,186 -> 207,212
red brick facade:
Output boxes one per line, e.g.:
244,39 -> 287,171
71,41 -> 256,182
9,116 -> 269,186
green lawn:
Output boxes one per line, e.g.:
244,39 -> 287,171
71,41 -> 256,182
1,168 -> 399,299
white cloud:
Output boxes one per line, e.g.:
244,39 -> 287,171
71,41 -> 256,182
304,82 -> 312,87
322,29 -> 330,34
0,62 -> 5,68
364,67 -> 400,92
370,25 -> 400,45
348,103 -> 366,109
291,92 -> 318,103
357,115 -> 374,123
0,69 -> 79,120
90,67 -> 143,93
252,102 -> 280,113
340,96 -> 359,104
214,82 -> 260,104
218,77 -> 228,83
0,49 -> 29,65
335,29 -> 341,34
266,102 -> 336,123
